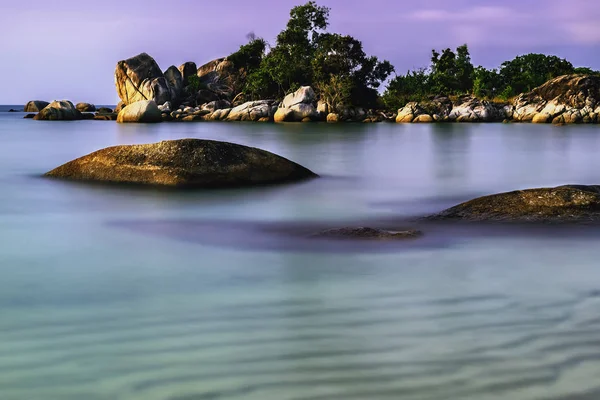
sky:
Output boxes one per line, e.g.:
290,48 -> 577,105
1,0 -> 599,104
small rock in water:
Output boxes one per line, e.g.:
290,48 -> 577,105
312,227 -> 422,240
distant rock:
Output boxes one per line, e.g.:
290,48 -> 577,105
24,100 -> 49,113
116,100 -> 162,123
76,102 -> 96,112
449,96 -> 504,122
96,107 -> 113,114
45,139 -> 318,188
8,109 -> 19,112
115,53 -> 172,106
428,185 -> 600,223
312,227 -> 422,240
33,100 -> 83,121
514,74 -> 600,123
94,113 -> 117,121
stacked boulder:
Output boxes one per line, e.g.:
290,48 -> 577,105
274,86 -> 319,122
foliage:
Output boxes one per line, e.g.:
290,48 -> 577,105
574,67 -> 600,75
315,75 -> 352,112
429,44 -> 474,95
187,75 -> 200,93
231,1 -> 392,107
499,54 -> 574,93
382,68 -> 431,111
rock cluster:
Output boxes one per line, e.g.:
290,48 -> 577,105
514,75 -> 600,124
33,100 -> 82,121
396,96 -> 510,123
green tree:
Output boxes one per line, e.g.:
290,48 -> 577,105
429,44 -> 474,94
382,68 -> 431,110
472,67 -> 501,99
499,54 -> 574,93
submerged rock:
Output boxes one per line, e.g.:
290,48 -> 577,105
312,227 -> 422,240
24,100 -> 49,112
428,185 -> 600,223
33,100 -> 83,121
45,139 -> 318,188
24,113 -> 35,119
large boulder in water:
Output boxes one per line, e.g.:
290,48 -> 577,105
116,100 -> 162,123
45,139 -> 318,188
428,185 -> 600,223
513,75 -> 600,122
196,57 -> 237,98
115,53 -> 172,106
33,100 -> 83,121
24,100 -> 49,112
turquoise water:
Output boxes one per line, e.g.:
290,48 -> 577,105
2,111 -> 600,399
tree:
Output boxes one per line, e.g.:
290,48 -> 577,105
382,68 -> 431,110
429,44 -> 474,95
472,67 -> 501,99
499,54 -> 574,94
311,33 -> 394,108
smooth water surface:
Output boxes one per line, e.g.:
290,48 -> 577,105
2,111 -> 600,400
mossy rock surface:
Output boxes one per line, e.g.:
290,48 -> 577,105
428,185 -> 600,222
45,139 -> 318,188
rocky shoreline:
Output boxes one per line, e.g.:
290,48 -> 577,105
22,53 -> 600,124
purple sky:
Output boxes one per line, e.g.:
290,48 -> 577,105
2,0 -> 599,104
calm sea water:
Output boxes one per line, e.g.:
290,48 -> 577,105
2,109 -> 600,400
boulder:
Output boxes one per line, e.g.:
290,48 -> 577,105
201,100 -> 231,113
317,100 -> 329,115
196,58 -> 237,99
413,114 -> 434,123
532,113 -> 552,123
396,102 -> 425,123
115,101 -> 126,114
45,139 -> 318,188
116,100 -> 162,123
274,108 -> 294,123
205,108 -> 231,121
158,101 -> 172,113
76,102 -> 96,112
97,107 -> 113,114
513,75 -> 600,123
289,103 -> 317,121
178,62 -> 197,86
327,113 -> 340,123
449,96 -> 503,122
226,100 -> 275,121
33,100 -> 83,121
115,53 -> 172,106
312,227 -> 422,240
24,100 -> 49,112
428,185 -> 600,223
94,113 -> 118,121
24,113 -> 35,119
282,86 -> 316,109
164,66 -> 183,101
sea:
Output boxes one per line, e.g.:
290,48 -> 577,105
2,105 -> 600,399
